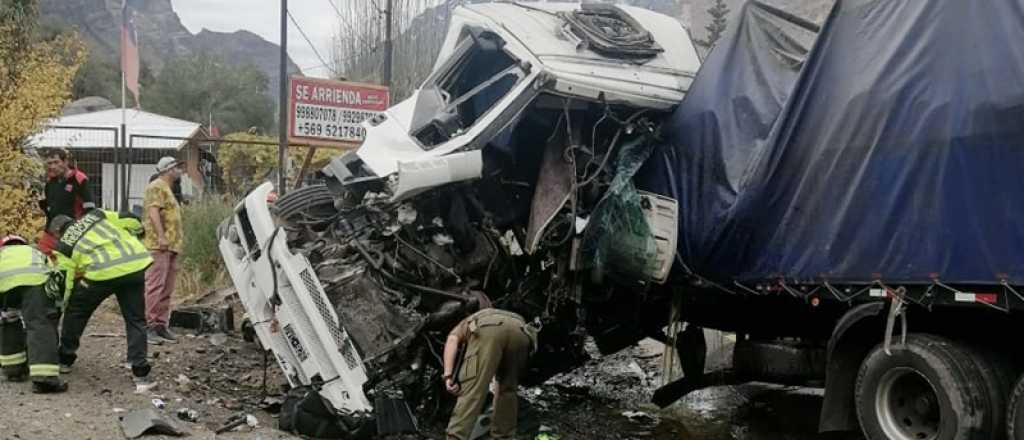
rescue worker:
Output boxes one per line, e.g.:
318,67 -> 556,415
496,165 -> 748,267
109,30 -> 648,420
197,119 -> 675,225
47,210 -> 158,393
0,235 -> 66,393
442,308 -> 538,440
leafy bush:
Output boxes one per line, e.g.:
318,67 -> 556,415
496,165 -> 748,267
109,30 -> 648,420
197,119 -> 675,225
178,196 -> 235,285
217,132 -> 339,195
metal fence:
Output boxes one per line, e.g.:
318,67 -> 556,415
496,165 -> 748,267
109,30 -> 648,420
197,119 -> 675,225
33,125 -> 351,213
32,126 -> 122,209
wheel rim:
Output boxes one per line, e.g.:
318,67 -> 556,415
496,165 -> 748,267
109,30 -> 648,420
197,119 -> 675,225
876,367 -> 941,440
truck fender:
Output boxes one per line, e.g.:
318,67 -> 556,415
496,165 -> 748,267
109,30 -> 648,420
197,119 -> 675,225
819,302 -> 886,433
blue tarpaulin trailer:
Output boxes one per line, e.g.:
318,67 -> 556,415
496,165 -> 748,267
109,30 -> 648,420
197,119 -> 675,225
645,2 -> 1024,437
643,0 -> 1024,292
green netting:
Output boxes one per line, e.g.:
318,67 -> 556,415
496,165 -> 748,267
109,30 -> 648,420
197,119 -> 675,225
581,136 -> 659,284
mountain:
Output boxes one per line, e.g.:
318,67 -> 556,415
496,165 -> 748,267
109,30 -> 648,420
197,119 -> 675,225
38,0 -> 300,103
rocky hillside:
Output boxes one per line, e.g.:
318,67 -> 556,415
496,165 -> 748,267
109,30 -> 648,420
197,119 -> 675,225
38,0 -> 300,100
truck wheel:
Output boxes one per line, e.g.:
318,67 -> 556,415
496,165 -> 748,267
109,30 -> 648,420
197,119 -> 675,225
1006,374 -> 1024,440
273,184 -> 337,224
855,334 -> 993,440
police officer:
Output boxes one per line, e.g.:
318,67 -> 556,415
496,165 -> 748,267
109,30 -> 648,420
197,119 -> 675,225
0,235 -> 66,393
48,210 -> 157,393
442,308 -> 538,440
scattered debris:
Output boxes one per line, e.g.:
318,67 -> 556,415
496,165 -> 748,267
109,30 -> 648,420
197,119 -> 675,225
87,332 -> 123,338
176,408 -> 200,423
214,413 -> 257,434
151,399 -> 166,410
118,409 -> 187,438
208,333 -> 228,347
622,410 -> 657,424
170,304 -> 234,335
257,395 -> 285,414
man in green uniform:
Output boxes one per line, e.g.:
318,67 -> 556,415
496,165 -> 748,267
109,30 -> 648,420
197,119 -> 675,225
443,308 -> 538,440
48,210 -> 158,393
0,235 -> 66,393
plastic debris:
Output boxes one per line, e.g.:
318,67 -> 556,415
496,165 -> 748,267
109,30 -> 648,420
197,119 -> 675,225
396,204 -> 418,224
215,413 -> 257,434
176,408 -> 200,423
119,409 -> 187,438
208,333 -> 228,346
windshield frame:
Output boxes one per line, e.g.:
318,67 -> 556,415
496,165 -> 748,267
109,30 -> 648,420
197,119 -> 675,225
409,29 -> 530,150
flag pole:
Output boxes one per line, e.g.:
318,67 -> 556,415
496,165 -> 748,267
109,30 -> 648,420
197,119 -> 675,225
121,69 -> 128,211
120,47 -> 128,212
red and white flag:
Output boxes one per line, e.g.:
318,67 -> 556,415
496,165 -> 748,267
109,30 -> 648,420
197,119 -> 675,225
121,0 -> 141,106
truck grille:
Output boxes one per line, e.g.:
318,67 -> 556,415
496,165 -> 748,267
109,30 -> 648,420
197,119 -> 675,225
299,268 -> 360,370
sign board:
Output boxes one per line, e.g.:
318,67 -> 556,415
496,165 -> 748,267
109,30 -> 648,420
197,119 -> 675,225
288,76 -> 390,148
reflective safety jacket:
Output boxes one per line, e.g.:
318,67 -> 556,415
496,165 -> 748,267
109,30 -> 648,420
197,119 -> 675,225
54,209 -> 152,299
0,245 -> 49,294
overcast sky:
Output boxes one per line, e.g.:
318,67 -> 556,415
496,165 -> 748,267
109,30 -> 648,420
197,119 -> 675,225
170,0 -> 337,78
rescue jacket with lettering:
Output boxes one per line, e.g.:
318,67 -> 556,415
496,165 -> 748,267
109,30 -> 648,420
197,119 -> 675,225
0,245 -> 50,294
54,209 -> 152,299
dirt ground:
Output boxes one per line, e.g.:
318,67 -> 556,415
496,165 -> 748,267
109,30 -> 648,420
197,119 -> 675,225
0,302 -> 298,440
0,298 -> 856,440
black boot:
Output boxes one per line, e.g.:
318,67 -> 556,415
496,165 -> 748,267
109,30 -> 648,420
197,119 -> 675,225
3,364 -> 28,382
32,377 -> 68,394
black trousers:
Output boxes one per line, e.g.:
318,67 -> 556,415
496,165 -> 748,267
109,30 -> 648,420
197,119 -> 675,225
59,270 -> 150,378
0,285 -> 61,379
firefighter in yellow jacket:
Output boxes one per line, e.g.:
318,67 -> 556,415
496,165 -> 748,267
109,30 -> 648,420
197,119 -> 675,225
48,210 -> 158,392
0,235 -> 66,393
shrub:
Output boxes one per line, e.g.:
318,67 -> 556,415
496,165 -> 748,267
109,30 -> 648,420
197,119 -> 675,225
176,196 -> 235,298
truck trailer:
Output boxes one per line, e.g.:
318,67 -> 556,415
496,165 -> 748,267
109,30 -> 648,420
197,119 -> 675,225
218,1 -> 1024,439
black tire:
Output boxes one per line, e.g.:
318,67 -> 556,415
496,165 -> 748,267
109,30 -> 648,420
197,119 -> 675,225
1006,374 -> 1024,440
973,347 -> 1015,440
273,184 -> 337,224
855,334 -> 993,440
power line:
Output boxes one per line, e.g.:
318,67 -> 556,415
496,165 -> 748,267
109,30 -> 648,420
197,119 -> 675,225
287,9 -> 336,77
324,0 -> 343,16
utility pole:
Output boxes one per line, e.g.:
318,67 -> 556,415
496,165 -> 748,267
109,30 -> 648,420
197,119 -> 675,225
278,0 -> 289,195
383,0 -> 393,86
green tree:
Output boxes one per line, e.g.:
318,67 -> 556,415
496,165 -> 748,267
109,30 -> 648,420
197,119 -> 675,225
146,53 -> 274,135
218,132 -> 339,195
704,0 -> 729,47
72,55 -> 119,101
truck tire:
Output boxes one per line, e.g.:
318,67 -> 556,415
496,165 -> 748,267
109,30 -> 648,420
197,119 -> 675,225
974,347 -> 1014,440
855,334 -> 993,440
273,184 -> 337,224
1006,374 -> 1024,440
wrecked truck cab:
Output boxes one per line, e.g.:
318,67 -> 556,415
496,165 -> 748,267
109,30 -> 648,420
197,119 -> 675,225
218,184 -> 374,421
340,2 -> 700,201
222,2 -> 698,436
